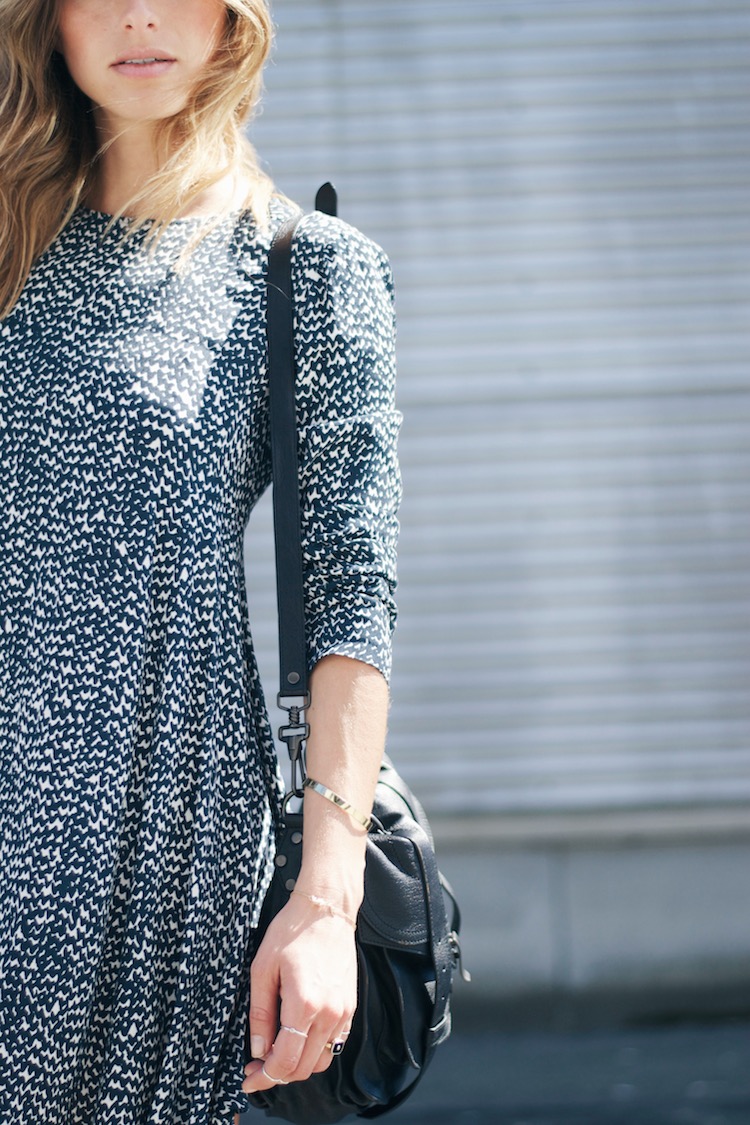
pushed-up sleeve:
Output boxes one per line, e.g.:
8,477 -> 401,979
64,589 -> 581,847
290,214 -> 402,684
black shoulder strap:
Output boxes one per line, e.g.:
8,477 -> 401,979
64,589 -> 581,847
267,212 -> 307,710
266,185 -> 338,780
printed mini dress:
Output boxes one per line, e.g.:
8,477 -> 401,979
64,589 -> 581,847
0,197 -> 401,1125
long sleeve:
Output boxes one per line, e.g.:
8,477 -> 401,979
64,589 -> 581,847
289,213 -> 402,684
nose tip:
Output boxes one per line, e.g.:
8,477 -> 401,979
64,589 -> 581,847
123,3 -> 159,31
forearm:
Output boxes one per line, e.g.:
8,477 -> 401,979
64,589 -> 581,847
293,653 -> 389,918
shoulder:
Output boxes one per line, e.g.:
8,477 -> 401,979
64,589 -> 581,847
295,210 -> 389,270
293,215 -> 396,329
260,197 -> 393,292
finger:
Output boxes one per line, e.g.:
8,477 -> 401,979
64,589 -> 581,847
263,999 -> 344,1085
248,955 -> 281,1063
242,1023 -> 317,1094
264,1023 -> 332,1085
289,1012 -> 354,1081
272,1022 -> 315,1074
311,1023 -> 353,1074
241,1058 -> 290,1094
243,1015 -> 354,1090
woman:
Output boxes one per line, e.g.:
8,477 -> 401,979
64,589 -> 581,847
0,2 -> 400,1123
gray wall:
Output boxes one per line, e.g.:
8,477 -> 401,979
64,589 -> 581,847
244,1 -> 750,1012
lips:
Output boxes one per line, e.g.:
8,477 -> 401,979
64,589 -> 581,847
112,49 -> 176,67
111,54 -> 177,78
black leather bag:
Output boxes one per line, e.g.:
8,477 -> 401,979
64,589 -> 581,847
246,756 -> 465,1123
244,188 -> 468,1122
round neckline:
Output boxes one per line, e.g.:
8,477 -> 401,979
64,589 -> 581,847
76,205 -> 248,228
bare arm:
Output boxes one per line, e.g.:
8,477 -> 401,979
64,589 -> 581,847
241,653 -> 388,1093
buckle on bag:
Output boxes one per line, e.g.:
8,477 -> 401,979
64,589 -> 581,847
449,931 -> 472,983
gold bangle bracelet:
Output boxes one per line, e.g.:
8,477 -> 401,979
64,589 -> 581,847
291,889 -> 357,929
303,777 -> 373,831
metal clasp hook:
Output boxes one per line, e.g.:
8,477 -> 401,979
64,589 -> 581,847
278,691 -> 310,799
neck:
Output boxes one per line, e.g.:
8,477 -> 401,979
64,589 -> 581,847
86,119 -> 161,216
85,112 -> 241,219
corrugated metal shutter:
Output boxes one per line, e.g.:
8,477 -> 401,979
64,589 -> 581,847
244,1 -> 750,815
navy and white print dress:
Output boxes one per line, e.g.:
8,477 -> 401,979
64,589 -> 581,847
0,198 -> 401,1124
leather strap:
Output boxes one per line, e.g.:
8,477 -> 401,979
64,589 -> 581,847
267,211 -> 307,706
266,186 -> 338,718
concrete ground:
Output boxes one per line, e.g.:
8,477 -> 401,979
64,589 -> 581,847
241,1017 -> 750,1125
384,1020 -> 750,1125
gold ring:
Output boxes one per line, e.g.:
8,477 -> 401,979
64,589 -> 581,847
326,1039 -> 346,1056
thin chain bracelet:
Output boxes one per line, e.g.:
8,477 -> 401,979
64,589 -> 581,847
291,889 -> 357,929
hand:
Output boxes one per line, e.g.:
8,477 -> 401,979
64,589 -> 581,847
241,891 -> 357,1094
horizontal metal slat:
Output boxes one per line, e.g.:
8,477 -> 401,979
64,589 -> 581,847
246,0 -> 750,817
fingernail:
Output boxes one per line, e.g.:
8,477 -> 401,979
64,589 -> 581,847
250,1036 -> 266,1059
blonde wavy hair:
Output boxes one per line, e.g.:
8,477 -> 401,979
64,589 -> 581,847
0,0 -> 280,318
